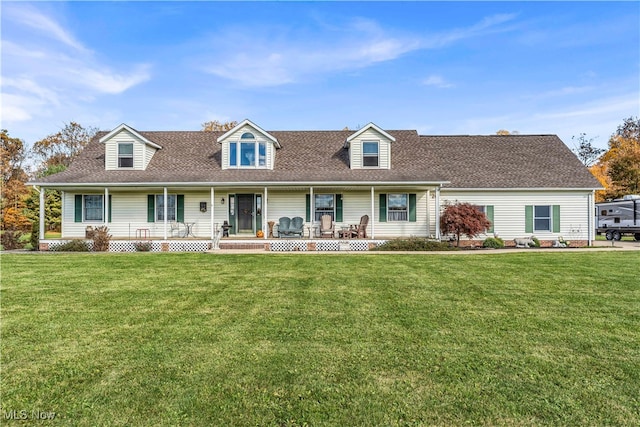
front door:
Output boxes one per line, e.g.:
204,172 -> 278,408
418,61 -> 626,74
237,194 -> 254,233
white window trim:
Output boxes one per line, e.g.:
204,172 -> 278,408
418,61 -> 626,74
533,205 -> 552,232
362,141 -> 379,168
314,194 -> 335,222
117,142 -> 134,168
228,140 -> 267,169
155,194 -> 177,222
387,193 -> 408,222
83,194 -> 104,222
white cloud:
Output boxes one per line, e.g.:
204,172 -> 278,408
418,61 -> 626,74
199,13 -> 517,87
1,5 -> 151,126
422,75 -> 455,89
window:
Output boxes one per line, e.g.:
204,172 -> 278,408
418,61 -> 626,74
315,194 -> 335,221
156,194 -> 177,222
534,205 -> 551,231
229,133 -> 266,167
387,194 -> 408,221
118,143 -> 133,168
362,141 -> 379,167
84,195 -> 104,221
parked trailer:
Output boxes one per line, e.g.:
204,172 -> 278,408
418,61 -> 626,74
596,195 -> 640,241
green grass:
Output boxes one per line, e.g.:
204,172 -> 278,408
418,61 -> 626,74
2,252 -> 639,426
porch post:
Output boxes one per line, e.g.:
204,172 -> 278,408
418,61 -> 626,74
263,187 -> 268,239
163,187 -> 168,240
39,187 -> 45,239
309,187 -> 314,225
214,187 -> 216,240
426,190 -> 431,237
588,190 -> 595,246
104,188 -> 109,227
435,186 -> 441,239
370,186 -> 375,239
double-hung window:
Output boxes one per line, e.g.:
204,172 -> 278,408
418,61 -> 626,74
387,193 -> 408,221
362,141 -> 379,167
229,133 -> 266,167
84,195 -> 104,222
315,194 -> 335,221
118,143 -> 134,168
156,194 -> 177,222
534,205 -> 551,231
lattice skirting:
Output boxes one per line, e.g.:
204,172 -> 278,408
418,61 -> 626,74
43,240 -> 212,252
268,240 -> 386,252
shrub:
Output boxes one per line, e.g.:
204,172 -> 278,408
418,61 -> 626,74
1,230 -> 24,250
531,237 -> 541,248
30,221 -> 39,251
52,240 -> 90,252
483,237 -> 505,249
92,226 -> 112,252
440,202 -> 491,247
133,241 -> 152,252
372,237 -> 458,251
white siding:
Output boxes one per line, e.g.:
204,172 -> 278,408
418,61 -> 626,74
441,190 -> 592,241
349,128 -> 392,169
104,129 -> 157,170
63,191 -> 220,239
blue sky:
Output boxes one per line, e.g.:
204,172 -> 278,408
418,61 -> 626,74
2,1 -> 638,151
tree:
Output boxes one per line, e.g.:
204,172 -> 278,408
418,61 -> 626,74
496,130 -> 520,135
591,116 -> 640,200
1,130 -> 31,232
32,121 -> 98,171
201,120 -> 238,132
571,133 -> 604,167
440,202 -> 491,247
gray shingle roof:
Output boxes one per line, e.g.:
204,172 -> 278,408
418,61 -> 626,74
33,129 -> 600,189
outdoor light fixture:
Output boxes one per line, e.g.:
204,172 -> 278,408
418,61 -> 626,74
221,197 -> 225,205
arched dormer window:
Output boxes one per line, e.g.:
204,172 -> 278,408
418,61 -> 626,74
229,132 -> 266,167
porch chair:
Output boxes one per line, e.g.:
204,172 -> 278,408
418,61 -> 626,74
169,221 -> 183,237
289,216 -> 305,237
277,217 -> 291,237
342,215 -> 369,239
319,214 -> 335,238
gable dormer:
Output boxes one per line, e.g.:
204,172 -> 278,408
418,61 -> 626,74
217,119 -> 280,170
100,124 -> 161,171
344,123 -> 395,169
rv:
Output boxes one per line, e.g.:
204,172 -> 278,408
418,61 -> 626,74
596,195 -> 640,241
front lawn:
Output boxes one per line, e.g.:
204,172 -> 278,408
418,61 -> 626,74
2,252 -> 639,426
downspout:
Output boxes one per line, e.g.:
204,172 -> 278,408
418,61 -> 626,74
104,188 -> 109,228
435,185 -> 441,239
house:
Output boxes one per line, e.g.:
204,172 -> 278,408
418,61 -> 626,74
30,120 -> 601,251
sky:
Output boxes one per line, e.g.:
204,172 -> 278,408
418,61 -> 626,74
1,1 -> 639,152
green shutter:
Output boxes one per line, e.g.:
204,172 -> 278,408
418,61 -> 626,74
486,205 -> 494,233
177,195 -> 184,222
108,195 -> 112,223
255,195 -> 262,232
306,194 -> 311,222
229,195 -> 237,235
552,205 -> 561,233
75,195 -> 83,222
525,205 -> 533,233
379,194 -> 387,222
335,194 -> 343,223
408,193 -> 417,222
147,195 -> 155,222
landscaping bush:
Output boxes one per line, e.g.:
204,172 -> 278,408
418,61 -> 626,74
1,230 -> 25,250
92,226 -> 112,252
483,237 -> 505,249
532,237 -> 541,247
133,241 -> 152,252
51,240 -> 90,252
30,221 -> 39,251
372,237 -> 458,251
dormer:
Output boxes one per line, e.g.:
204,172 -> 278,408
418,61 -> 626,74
343,122 -> 395,169
100,123 -> 161,171
218,119 -> 280,170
